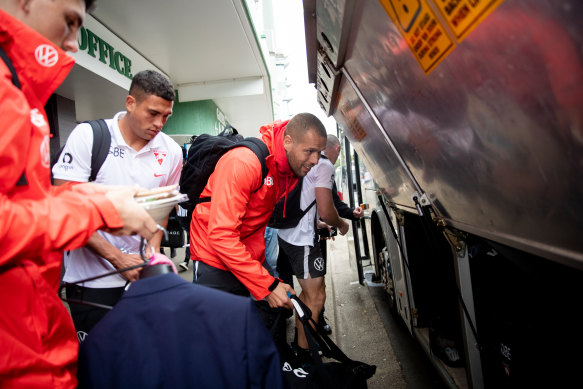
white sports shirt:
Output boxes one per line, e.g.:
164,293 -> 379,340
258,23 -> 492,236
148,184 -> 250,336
277,156 -> 335,247
52,111 -> 183,287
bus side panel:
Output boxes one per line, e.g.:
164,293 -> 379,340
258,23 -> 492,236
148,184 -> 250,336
336,0 -> 583,267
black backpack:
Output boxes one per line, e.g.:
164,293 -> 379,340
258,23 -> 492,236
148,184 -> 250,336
51,119 -> 111,183
179,127 -> 269,211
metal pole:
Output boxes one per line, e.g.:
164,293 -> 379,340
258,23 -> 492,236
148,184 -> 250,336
344,136 -> 364,284
353,152 -> 370,259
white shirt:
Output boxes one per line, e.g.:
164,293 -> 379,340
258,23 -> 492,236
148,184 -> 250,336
277,156 -> 335,247
52,111 -> 183,287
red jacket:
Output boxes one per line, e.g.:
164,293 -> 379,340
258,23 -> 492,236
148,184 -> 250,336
0,11 -> 123,388
190,121 -> 298,300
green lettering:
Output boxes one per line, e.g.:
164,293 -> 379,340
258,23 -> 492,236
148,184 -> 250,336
98,39 -> 111,64
108,45 -> 116,69
86,29 -> 99,58
114,51 -> 124,74
123,56 -> 132,79
78,27 -> 87,51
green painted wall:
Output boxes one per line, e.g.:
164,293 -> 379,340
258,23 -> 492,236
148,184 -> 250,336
163,99 -> 228,136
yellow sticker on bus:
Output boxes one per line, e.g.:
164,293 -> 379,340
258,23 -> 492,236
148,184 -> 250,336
378,0 -> 454,74
433,0 -> 504,40
378,0 -> 504,73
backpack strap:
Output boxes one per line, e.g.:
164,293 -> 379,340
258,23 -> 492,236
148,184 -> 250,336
87,119 -> 111,182
1,45 -> 27,186
0,45 -> 21,89
240,137 -> 269,188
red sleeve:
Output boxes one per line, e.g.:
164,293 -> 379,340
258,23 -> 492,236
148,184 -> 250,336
206,148 -> 275,300
0,188 -> 123,265
0,77 -> 123,266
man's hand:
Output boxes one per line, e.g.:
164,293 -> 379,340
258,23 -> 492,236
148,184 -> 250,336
102,185 -> 159,240
352,206 -> 364,219
109,252 -> 145,282
265,282 -> 295,309
317,221 -> 336,241
338,220 -> 350,236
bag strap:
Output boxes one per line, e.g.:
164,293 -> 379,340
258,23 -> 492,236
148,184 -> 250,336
0,44 -> 21,89
240,137 -> 270,188
1,45 -> 28,186
290,295 -> 353,364
87,119 -> 111,182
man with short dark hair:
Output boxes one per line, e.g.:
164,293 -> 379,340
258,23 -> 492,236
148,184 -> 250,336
53,70 -> 183,338
190,113 -> 328,311
0,0 -> 159,387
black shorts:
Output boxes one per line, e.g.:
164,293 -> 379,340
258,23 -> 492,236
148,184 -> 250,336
278,237 -> 326,279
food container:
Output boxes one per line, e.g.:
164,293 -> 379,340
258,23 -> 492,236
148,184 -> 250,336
134,185 -> 188,224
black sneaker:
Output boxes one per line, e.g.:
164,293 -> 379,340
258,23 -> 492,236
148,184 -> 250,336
319,311 -> 332,335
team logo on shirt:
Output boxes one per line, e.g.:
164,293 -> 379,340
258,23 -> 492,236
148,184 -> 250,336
62,152 -> 73,164
153,151 -> 167,166
30,108 -> 47,128
40,135 -> 51,168
35,44 -> 58,67
264,176 -> 274,186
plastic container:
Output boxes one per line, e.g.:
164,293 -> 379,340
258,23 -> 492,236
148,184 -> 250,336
137,192 -> 188,224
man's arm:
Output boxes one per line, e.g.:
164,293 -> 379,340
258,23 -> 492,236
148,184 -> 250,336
55,179 -> 164,281
0,83 -> 156,267
331,181 -> 355,220
206,148 -> 293,307
315,187 -> 349,235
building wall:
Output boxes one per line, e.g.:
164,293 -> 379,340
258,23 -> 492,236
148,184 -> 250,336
163,99 -> 229,138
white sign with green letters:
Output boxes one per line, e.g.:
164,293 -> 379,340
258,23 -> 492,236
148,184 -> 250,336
70,15 -> 167,90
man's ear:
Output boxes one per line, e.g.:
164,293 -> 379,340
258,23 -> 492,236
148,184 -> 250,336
283,134 -> 293,152
125,95 -> 136,113
19,0 -> 31,13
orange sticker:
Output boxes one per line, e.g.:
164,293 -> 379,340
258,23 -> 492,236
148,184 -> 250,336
338,102 -> 367,142
379,0 -> 454,74
432,0 -> 504,40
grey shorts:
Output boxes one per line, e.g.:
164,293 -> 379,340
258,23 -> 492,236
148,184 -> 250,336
278,237 -> 326,279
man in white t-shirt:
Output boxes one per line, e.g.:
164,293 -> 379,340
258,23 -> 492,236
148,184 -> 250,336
52,70 -> 183,341
277,134 -> 349,364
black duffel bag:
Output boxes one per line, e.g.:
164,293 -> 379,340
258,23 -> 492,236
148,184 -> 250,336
281,296 -> 376,389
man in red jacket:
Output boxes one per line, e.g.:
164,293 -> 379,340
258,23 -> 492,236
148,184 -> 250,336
190,113 -> 328,310
0,0 -> 159,387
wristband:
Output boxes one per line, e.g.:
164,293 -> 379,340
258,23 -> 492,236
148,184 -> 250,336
268,278 -> 281,292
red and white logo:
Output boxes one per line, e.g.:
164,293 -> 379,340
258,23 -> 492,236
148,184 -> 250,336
264,176 -> 274,186
35,45 -> 59,67
153,151 -> 167,166
30,108 -> 47,128
40,135 -> 51,168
